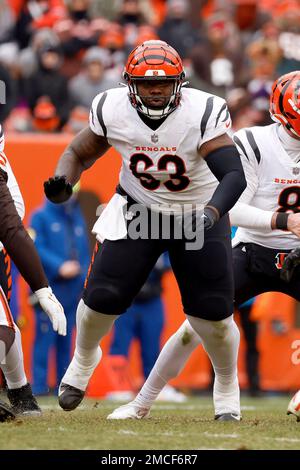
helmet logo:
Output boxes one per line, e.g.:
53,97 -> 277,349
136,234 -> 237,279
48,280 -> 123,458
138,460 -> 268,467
144,69 -> 166,77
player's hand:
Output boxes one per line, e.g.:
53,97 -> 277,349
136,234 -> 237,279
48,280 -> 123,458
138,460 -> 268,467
280,247 -> 300,283
179,206 -> 218,238
287,213 -> 300,238
44,176 -> 73,204
202,207 -> 218,230
34,287 -> 67,335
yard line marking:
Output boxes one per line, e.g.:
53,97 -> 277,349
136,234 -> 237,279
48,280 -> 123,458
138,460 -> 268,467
263,437 -> 300,443
152,404 -> 211,410
204,432 -> 239,439
118,430 -> 138,435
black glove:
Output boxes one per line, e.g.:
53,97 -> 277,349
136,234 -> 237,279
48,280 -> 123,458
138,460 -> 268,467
280,247 -> 300,283
179,206 -> 218,237
202,206 -> 218,230
44,176 -> 73,204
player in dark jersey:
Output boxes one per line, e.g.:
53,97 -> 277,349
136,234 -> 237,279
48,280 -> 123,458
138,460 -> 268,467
0,128 -> 66,420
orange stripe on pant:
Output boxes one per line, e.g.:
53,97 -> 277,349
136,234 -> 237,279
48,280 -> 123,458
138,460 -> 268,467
3,249 -> 12,301
0,286 -> 14,329
84,243 -> 99,289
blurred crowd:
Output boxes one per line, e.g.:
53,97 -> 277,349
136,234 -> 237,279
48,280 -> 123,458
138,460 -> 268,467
0,0 -> 299,134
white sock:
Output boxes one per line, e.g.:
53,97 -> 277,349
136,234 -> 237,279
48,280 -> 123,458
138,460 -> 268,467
62,300 -> 118,391
133,320 -> 201,409
1,324 -> 27,390
187,314 -> 240,416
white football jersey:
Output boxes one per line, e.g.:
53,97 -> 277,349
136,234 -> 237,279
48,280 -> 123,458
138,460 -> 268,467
233,123 -> 300,249
89,87 -> 231,213
0,125 -> 25,251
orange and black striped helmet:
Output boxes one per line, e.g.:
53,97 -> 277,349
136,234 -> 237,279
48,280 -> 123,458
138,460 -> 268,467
270,71 -> 300,137
123,40 -> 185,119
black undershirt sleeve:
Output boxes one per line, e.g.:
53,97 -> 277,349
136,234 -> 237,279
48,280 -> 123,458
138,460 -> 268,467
204,145 -> 247,219
0,169 -> 48,291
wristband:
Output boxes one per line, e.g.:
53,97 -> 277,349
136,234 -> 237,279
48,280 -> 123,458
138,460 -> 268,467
275,212 -> 289,230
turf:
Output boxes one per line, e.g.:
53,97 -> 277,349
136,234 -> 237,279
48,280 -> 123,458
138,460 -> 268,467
0,396 -> 299,450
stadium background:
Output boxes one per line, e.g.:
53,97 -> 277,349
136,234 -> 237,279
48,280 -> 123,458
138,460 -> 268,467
1,0 -> 300,395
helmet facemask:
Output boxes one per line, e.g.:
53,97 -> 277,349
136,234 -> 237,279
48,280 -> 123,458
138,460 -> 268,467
124,40 -> 185,120
125,74 -> 185,120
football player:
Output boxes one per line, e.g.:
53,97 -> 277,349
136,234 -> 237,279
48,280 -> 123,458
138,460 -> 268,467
0,124 -> 66,419
44,40 -> 247,421
107,71 -> 300,422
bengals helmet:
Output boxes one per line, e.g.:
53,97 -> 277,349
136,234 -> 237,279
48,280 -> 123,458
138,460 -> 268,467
123,40 -> 185,119
270,71 -> 300,137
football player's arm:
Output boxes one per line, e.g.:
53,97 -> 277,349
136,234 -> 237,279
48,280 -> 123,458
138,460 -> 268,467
5,160 -> 25,220
44,127 -> 111,203
229,143 -> 299,233
0,168 -> 67,334
228,143 -> 273,230
200,133 -> 247,226
0,168 -> 48,291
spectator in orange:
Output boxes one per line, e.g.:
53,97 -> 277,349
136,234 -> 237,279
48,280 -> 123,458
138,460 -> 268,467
9,0 -> 66,48
134,25 -> 158,46
32,98 -> 60,132
98,23 -> 126,81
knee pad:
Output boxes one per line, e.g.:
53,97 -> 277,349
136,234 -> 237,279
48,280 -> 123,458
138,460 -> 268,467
84,283 -> 130,315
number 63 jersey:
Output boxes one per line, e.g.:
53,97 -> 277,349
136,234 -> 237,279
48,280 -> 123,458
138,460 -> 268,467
89,87 -> 231,213
233,123 -> 300,250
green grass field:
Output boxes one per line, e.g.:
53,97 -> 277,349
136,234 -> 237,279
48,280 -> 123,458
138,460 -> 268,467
0,395 -> 299,450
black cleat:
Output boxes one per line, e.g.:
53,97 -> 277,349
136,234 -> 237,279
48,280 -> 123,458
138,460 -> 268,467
58,383 -> 85,411
7,383 -> 42,416
215,413 -> 241,422
0,399 -> 16,422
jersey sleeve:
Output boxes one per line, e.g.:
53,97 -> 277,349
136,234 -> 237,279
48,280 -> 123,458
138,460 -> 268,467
199,96 -> 232,147
0,169 -> 48,291
0,126 -> 25,220
89,92 -> 108,137
232,128 -> 260,203
230,128 -> 274,229
5,160 -> 25,220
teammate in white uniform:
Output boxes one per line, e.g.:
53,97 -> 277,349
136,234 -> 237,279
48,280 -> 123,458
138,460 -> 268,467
0,124 -> 66,420
107,71 -> 300,421
44,40 -> 247,421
